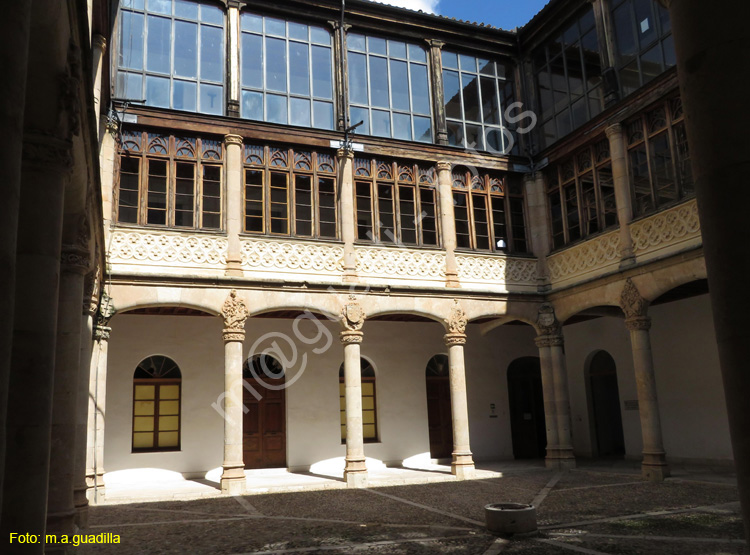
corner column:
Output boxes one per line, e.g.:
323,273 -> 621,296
220,290 -> 248,494
436,161 -> 460,288
535,335 -> 560,466
340,296 -> 367,487
605,123 -> 635,266
85,294 -> 115,504
225,134 -> 243,276
524,172 -> 552,290
427,39 -> 448,145
338,149 -> 358,282
444,300 -> 474,479
620,279 -> 669,481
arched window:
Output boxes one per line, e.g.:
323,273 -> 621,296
132,355 -> 182,452
243,353 -> 285,379
339,358 -> 377,442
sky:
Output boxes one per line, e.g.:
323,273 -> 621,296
375,0 -> 551,30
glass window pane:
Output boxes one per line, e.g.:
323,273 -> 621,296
158,431 -> 179,447
266,37 -> 287,92
480,76 -> 500,125
117,72 -> 143,101
478,58 -> 494,75
265,17 -> 285,36
146,15 -> 171,74
348,52 -> 368,105
461,73 -> 480,122
389,59 -> 409,111
119,11 -> 144,71
446,120 -> 464,147
174,0 -> 198,20
441,50 -> 458,69
199,3 -> 223,25
413,116 -> 432,143
410,63 -> 430,115
459,54 -> 476,72
133,432 -> 154,448
486,128 -> 505,153
663,35 -> 676,67
634,0 -> 657,48
134,401 -> 155,416
571,96 -> 587,128
241,90 -> 263,120
312,46 -> 333,99
122,0 -> 144,9
372,109 -> 391,138
393,113 -> 411,141
370,56 -> 389,108
160,400 -> 180,415
313,101 -> 334,130
408,44 -> 426,63
173,80 -> 196,111
200,25 -> 223,82
241,13 -> 262,33
134,385 -> 155,400
640,43 -> 664,85
348,33 -> 366,51
350,106 -> 369,135
289,41 -> 310,96
174,20 -> 198,78
619,59 -> 640,97
267,94 -> 287,124
388,40 -> 406,59
134,416 -> 154,432
566,45 -> 584,98
290,97 -> 311,127
149,0 -> 171,15
145,75 -> 170,108
310,26 -> 331,45
288,21 -> 308,41
160,384 -> 180,399
159,416 -> 179,431
368,37 -> 387,55
241,33 -> 263,89
200,83 -> 222,115
465,124 -> 482,151
614,3 -> 637,65
443,70 -> 462,120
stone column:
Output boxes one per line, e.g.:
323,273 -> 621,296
605,123 -> 635,266
227,1 -> 241,117
0,1 -> 32,521
444,300 -> 474,479
47,232 -> 89,542
1,132 -> 72,547
436,161 -> 460,288
535,303 -> 575,468
225,134 -> 243,276
340,295 -> 367,487
660,0 -> 750,538
524,172 -> 552,290
338,149 -> 358,282
92,34 -> 106,135
86,294 -> 115,504
220,290 -> 248,494
427,39 -> 448,145
73,272 -> 98,525
620,279 -> 669,481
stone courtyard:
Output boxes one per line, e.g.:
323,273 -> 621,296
80,464 -> 744,554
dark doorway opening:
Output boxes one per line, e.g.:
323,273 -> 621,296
507,357 -> 546,459
243,354 -> 286,469
588,351 -> 625,457
425,354 -> 453,459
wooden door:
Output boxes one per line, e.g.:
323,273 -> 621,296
589,351 -> 625,457
507,358 -> 547,459
426,377 -> 453,459
243,377 -> 286,469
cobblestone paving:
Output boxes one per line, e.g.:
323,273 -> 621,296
80,468 -> 744,554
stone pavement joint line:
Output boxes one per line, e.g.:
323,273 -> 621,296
536,538 -> 612,555
481,536 -> 510,554
363,487 -> 485,526
531,471 -> 563,508
551,532 -> 747,544
231,533 -> 482,554
554,480 -> 644,492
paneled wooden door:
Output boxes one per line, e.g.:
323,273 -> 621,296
243,377 -> 286,469
426,377 -> 453,459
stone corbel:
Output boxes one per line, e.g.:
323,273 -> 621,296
620,278 -> 651,330
444,299 -> 467,346
340,295 -> 365,344
221,290 -> 248,342
94,293 -> 116,341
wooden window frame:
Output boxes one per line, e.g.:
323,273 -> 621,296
242,144 -> 339,239
353,158 -> 441,247
451,168 -> 526,253
115,129 -> 225,231
132,378 -> 182,453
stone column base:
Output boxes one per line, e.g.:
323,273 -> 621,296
451,452 -> 475,479
221,465 -> 247,495
345,470 -> 369,488
642,452 -> 670,481
446,271 -> 460,288
73,488 -> 89,528
343,271 -> 359,283
224,259 -> 243,277
85,473 -> 106,504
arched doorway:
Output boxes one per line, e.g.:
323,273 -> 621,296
425,354 -> 453,459
132,356 -> 182,452
588,351 -> 625,457
243,354 -> 286,469
507,357 -> 546,459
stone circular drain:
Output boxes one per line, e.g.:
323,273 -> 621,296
484,503 -> 538,537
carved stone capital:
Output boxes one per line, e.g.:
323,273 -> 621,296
341,295 -> 365,332
445,299 -> 467,336
536,303 -> 561,336
95,292 -> 116,332
93,34 -> 107,52
340,330 -> 364,344
625,316 -> 652,332
336,148 -> 355,161
22,132 -> 74,171
605,123 -> 624,139
83,272 -> 99,316
436,160 -> 452,172
61,244 -> 90,274
93,325 -> 111,341
427,39 -> 445,49
224,134 -> 243,147
444,332 -> 466,347
620,278 -> 648,319
535,334 -> 564,348
221,290 -> 248,342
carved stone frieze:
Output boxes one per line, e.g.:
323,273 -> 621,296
630,199 -> 701,255
61,244 -> 90,274
534,334 -> 565,348
620,278 -> 648,320
110,230 -> 228,268
356,247 -> 445,280
22,132 -> 74,171
456,254 -> 537,285
241,239 -> 343,275
547,230 -> 621,282
221,290 -> 248,341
